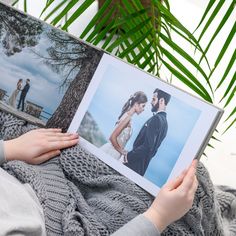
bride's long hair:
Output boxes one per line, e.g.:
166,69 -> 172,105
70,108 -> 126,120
17,79 -> 23,86
118,91 -> 147,121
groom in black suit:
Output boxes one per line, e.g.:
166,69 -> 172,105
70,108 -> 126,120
125,89 -> 171,176
17,78 -> 30,111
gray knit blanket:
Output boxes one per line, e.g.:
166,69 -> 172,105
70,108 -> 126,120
0,111 -> 236,236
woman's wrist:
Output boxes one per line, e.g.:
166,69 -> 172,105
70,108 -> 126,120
4,139 -> 18,161
143,207 -> 168,233
0,140 -> 6,165
120,149 -> 127,155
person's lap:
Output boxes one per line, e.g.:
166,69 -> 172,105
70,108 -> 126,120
1,110 -> 236,235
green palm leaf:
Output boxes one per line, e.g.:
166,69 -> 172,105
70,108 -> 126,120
214,22 -> 236,69
155,1 -> 211,68
50,0 -> 82,26
42,0 -> 67,21
216,49 -> 236,90
201,1 -> 235,64
106,18 -> 151,52
223,117 -> 236,134
12,0 -> 28,11
197,0 -> 225,44
161,59 -> 209,100
12,0 -> 19,7
159,32 -> 213,93
193,0 -> 215,33
224,84 -> 236,108
219,71 -> 236,104
225,107 -> 236,122
86,5 -> 116,43
80,0 -> 114,39
62,0 -> 94,30
23,0 -> 27,12
160,46 -> 212,102
194,0 -> 235,132
40,0 -> 56,17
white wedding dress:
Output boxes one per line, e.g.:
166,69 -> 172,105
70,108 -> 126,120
8,83 -> 21,108
100,113 -> 132,160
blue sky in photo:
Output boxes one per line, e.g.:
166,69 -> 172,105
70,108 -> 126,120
84,65 -> 201,188
0,25 -> 78,117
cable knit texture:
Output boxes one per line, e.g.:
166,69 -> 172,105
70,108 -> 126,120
0,111 -> 235,236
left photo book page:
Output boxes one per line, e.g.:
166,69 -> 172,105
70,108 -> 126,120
0,2 -> 104,130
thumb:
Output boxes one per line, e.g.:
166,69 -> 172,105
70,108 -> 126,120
165,169 -> 187,190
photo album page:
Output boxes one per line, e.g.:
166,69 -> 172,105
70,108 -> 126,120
68,54 -> 223,196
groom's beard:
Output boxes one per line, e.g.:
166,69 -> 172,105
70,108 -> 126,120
151,102 -> 159,112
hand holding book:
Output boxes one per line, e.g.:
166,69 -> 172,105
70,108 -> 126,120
143,160 -> 198,233
3,129 -> 79,164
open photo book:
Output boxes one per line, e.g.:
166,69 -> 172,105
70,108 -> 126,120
0,2 -> 223,196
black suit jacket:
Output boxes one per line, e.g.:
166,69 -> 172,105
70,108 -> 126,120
21,83 -> 30,95
125,111 -> 168,176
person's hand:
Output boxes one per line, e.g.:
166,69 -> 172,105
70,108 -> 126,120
121,149 -> 128,156
121,150 -> 128,163
143,160 -> 198,233
4,128 -> 79,164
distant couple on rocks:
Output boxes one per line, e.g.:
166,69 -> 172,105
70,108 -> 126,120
101,88 -> 171,176
8,78 -> 30,111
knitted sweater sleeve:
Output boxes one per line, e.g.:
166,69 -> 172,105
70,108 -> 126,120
111,214 -> 160,236
0,140 -> 6,166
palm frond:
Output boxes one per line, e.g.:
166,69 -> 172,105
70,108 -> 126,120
13,0 -> 235,134
194,0 -> 235,133
197,0 -> 225,44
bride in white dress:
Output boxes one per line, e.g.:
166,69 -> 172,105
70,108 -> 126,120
8,79 -> 22,108
100,91 -> 147,162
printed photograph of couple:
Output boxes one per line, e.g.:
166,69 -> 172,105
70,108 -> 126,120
0,3 -> 102,129
78,63 -> 201,188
